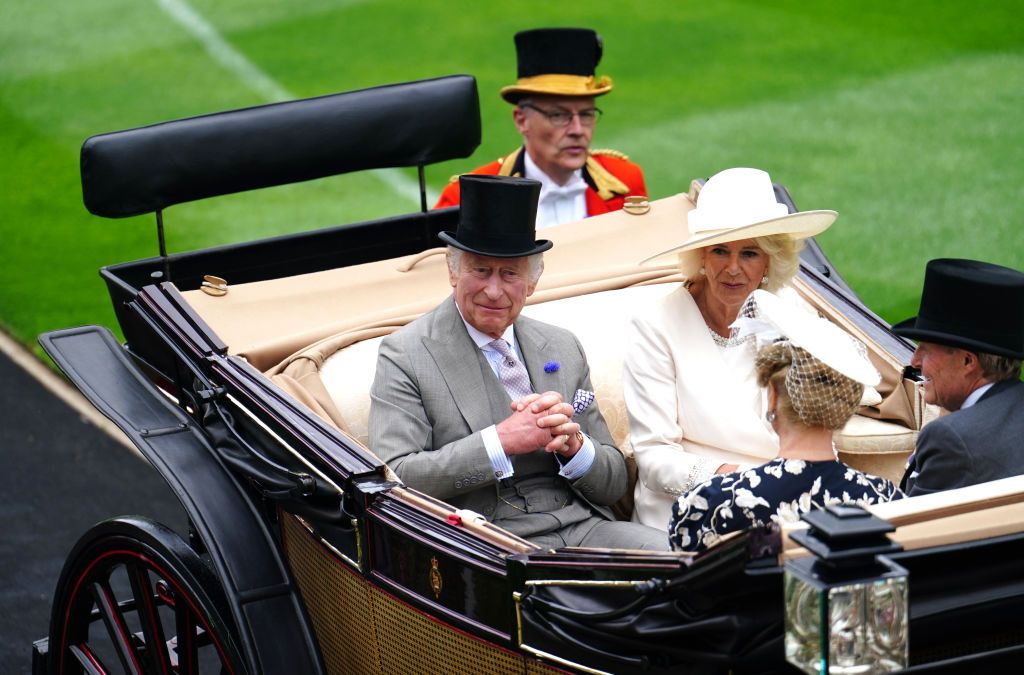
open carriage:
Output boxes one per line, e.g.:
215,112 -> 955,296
33,75 -> 1024,674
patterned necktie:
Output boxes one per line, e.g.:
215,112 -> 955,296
488,338 -> 533,400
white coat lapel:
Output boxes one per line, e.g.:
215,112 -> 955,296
674,288 -> 742,388
671,287 -> 775,456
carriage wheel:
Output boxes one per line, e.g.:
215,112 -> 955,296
48,517 -> 245,675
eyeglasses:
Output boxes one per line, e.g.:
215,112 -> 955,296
519,103 -> 603,128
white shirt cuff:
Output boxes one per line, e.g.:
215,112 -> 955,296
558,434 -> 596,479
481,425 -> 514,480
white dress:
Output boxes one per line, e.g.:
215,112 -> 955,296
623,286 -> 782,529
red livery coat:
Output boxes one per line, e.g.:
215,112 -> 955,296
435,147 -> 647,217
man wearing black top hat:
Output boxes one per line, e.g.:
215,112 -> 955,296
894,258 -> 1024,496
435,28 -> 647,230
371,175 -> 667,549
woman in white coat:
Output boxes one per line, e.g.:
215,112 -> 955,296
624,167 -> 837,530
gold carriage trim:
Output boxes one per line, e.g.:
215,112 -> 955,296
623,195 -> 651,216
429,556 -> 443,599
513,591 -> 617,675
281,512 -> 565,674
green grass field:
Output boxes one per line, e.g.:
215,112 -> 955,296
2,0 -> 1022,352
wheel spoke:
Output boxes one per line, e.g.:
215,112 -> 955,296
69,643 -> 108,675
91,578 -> 144,675
174,591 -> 199,675
53,522 -> 243,675
127,562 -> 172,675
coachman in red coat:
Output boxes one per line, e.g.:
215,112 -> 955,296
435,28 -> 647,227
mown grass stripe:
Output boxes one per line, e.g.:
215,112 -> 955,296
155,0 -> 292,103
153,0 -> 422,205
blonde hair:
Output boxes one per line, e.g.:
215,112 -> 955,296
677,233 -> 803,292
755,342 -> 863,430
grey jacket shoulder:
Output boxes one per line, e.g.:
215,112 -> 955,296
909,379 -> 1024,495
940,379 -> 1024,436
380,298 -> 456,346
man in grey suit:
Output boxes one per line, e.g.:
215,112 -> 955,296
369,174 -> 666,549
894,258 -> 1024,496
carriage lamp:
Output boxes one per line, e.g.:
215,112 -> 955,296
784,505 -> 909,674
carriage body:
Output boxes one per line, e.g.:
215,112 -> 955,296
33,76 -> 1024,674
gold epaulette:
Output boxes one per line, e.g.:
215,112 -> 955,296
449,148 -> 522,183
585,155 -> 630,199
497,148 -> 523,177
591,148 -> 630,161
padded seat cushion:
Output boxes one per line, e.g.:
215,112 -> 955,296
320,336 -> 384,448
835,415 -> 915,484
320,283 -> 679,450
317,282 -> 914,485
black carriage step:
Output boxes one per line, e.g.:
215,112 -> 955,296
39,326 -> 325,675
40,325 -> 195,442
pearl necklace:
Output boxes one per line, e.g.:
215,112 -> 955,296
707,324 -> 754,349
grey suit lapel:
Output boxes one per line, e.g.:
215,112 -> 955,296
422,298 -> 494,433
517,317 -> 570,400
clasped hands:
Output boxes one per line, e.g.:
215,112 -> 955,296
495,391 -> 582,458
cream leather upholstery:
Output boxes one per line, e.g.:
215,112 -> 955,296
316,282 -> 915,485
834,415 -> 916,484
320,284 -> 678,452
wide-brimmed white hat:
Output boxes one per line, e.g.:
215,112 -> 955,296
739,289 -> 880,387
642,167 -> 837,265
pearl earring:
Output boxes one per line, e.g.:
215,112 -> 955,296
765,410 -> 776,424
760,275 -> 769,286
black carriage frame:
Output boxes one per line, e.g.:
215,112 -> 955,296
33,75 -> 1024,674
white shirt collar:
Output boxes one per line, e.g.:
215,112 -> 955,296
961,381 -> 995,410
523,152 -> 587,230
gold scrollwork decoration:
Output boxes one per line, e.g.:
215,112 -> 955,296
429,556 -> 443,600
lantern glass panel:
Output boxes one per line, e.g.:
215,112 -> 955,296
827,577 -> 908,674
785,565 -> 908,675
784,570 -> 825,675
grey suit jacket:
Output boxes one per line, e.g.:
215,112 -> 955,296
368,296 -> 627,520
902,379 -> 1024,496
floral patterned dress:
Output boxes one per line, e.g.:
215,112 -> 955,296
669,458 -> 905,553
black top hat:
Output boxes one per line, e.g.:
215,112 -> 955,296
438,175 -> 552,258
893,258 -> 1024,358
500,28 -> 612,102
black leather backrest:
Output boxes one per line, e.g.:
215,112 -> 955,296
81,75 -> 480,218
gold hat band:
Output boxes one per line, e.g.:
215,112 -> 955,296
501,74 -> 613,102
